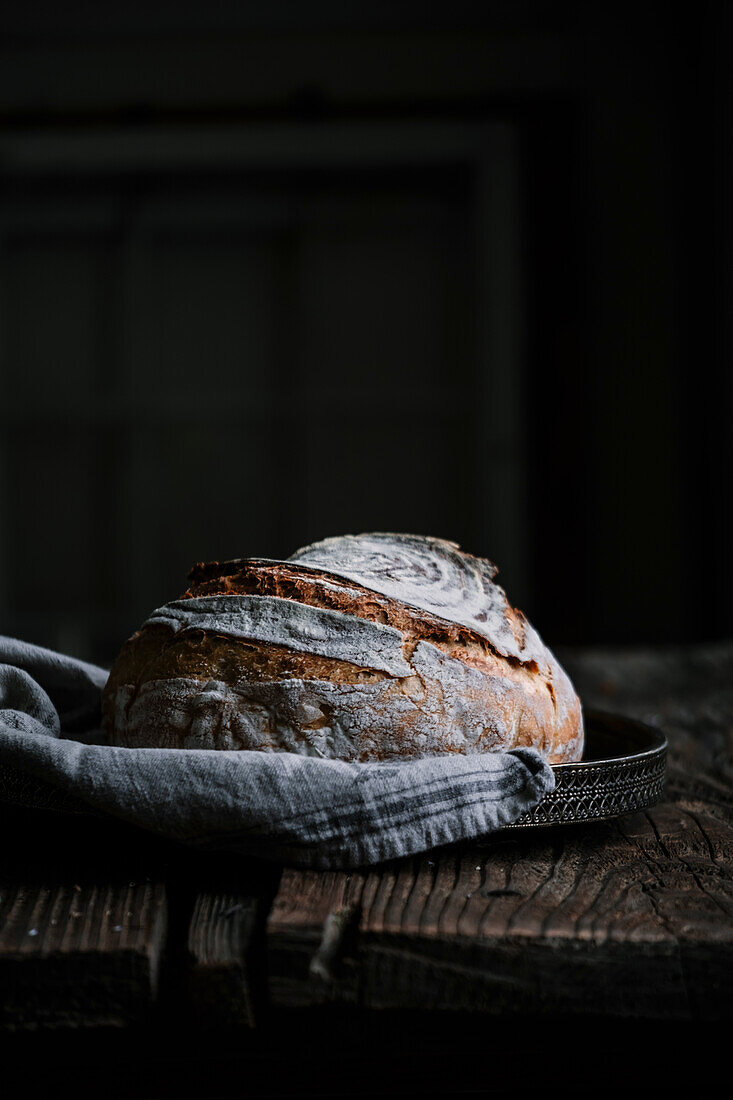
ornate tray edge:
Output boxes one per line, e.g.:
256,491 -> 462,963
504,710 -> 668,830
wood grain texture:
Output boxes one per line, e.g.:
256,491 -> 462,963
0,881 -> 167,1029
184,891 -> 260,1028
266,644 -> 733,1019
177,852 -> 281,1031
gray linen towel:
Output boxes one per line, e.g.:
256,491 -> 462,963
0,636 -> 555,868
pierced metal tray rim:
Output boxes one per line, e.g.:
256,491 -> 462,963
504,708 -> 668,830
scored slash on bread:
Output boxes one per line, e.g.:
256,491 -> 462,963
102,534 -> 584,764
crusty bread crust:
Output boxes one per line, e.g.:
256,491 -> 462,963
183,559 -> 533,669
102,540 -> 583,763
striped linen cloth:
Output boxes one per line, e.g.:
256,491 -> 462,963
0,636 -> 555,868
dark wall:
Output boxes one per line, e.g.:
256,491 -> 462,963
0,2 -> 730,662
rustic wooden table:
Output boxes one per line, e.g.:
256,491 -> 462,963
0,645 -> 731,1097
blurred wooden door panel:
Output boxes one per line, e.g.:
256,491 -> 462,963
0,126 -> 523,662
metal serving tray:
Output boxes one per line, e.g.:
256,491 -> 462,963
507,709 -> 667,829
0,710 -> 666,828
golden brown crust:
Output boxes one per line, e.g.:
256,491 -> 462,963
102,554 -> 583,764
182,558 -> 533,670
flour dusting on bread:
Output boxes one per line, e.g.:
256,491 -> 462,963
289,533 -> 541,664
102,533 -> 584,764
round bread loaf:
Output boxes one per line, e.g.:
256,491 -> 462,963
102,533 -> 584,764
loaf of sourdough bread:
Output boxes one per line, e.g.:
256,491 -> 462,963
102,533 -> 583,763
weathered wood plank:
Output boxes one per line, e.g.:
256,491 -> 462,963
177,850 -> 281,1030
0,880 -> 167,1029
0,801 -> 282,1031
0,803 -> 180,1030
267,644 -> 733,1019
268,815 -> 733,1017
184,890 -> 260,1027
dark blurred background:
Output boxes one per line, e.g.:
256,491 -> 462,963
0,1 -> 730,665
